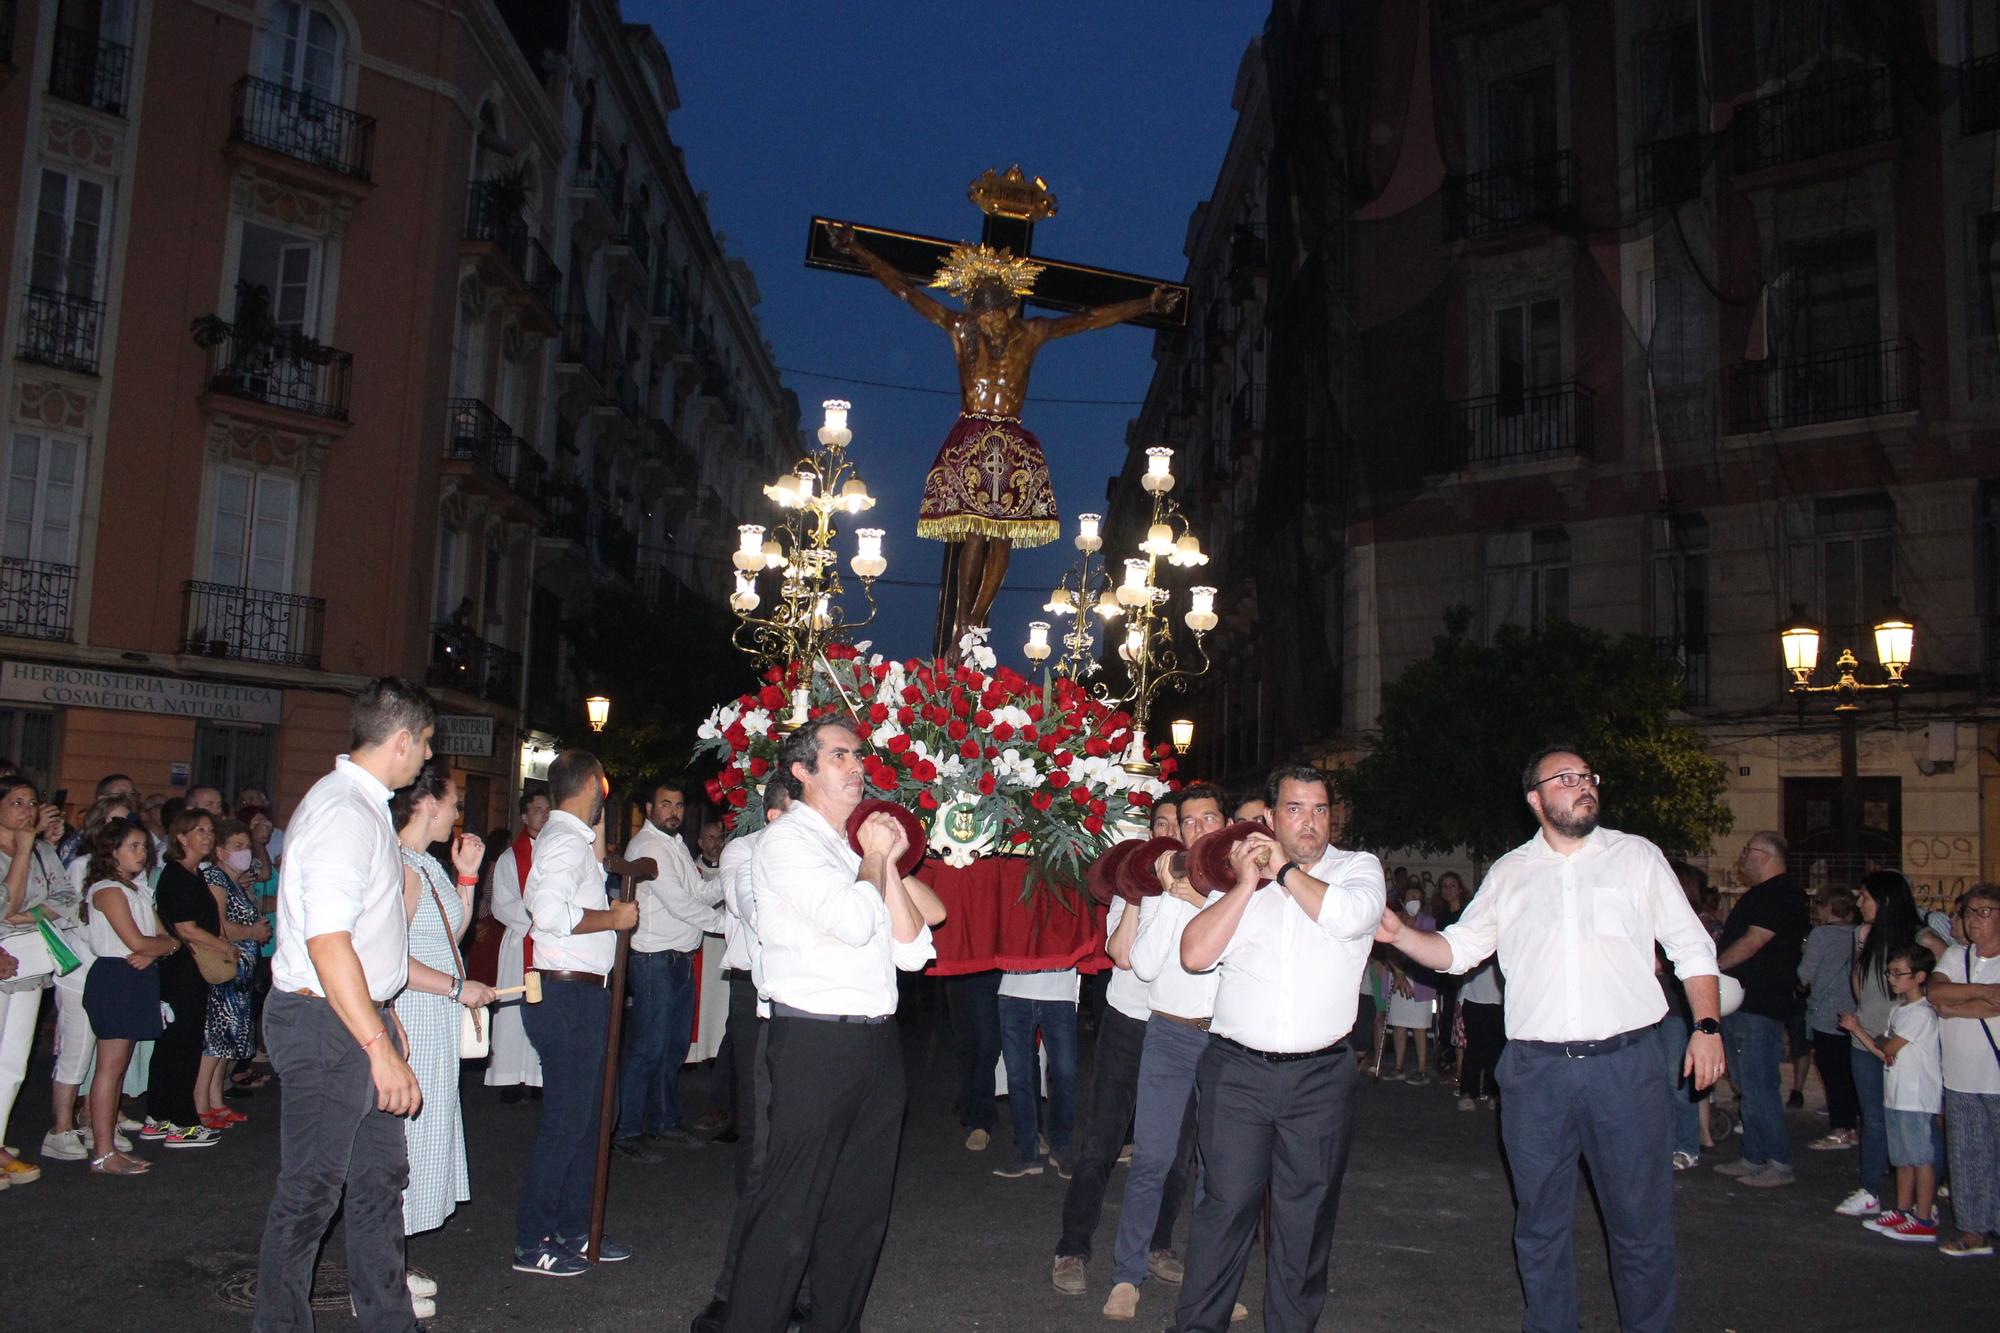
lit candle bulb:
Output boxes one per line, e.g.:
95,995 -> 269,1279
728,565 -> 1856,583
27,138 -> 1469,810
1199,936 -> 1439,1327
1075,513 -> 1103,553
730,569 -> 759,612
841,478 -> 873,513
795,470 -> 816,501
850,528 -> 887,579
761,539 -> 785,570
822,399 -> 849,435
1142,446 -> 1175,494
1120,622 -> 1145,661
1173,532 -> 1208,567
1117,558 -> 1151,607
1093,587 -> 1124,620
1025,621 -> 1052,663
1143,522 -> 1175,556
734,524 -> 766,571
1045,586 -> 1076,616
1185,585 -> 1219,633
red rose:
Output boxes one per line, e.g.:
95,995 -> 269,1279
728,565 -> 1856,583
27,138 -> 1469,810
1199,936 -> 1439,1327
726,788 -> 748,808
723,723 -> 749,752
1008,828 -> 1032,846
705,778 -> 724,804
737,693 -> 757,710
1037,735 -> 1058,754
748,757 -> 770,778
1083,737 -> 1110,758
898,750 -> 918,771
717,766 -> 743,789
1047,770 -> 1071,790
1127,790 -> 1154,809
1161,758 -> 1179,778
974,709 -> 994,728
896,706 -> 915,725
723,813 -> 738,831
868,702 -> 889,724
983,746 -> 999,760
959,739 -> 979,759
918,790 -> 939,810
1031,790 -> 1055,812
1053,750 -> 1074,769
914,759 -> 938,783
872,662 -> 892,681
886,733 -> 911,754
925,705 -> 950,726
943,718 -> 966,741
1083,815 -> 1104,836
764,667 -> 782,684
867,764 -> 894,790
1071,785 -> 1091,806
1090,798 -> 1107,817
993,722 -> 1015,742
978,774 -> 996,796
951,691 -> 972,718
902,684 -> 923,705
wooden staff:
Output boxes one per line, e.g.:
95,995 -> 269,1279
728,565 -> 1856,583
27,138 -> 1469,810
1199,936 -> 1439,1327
586,868 -> 637,1264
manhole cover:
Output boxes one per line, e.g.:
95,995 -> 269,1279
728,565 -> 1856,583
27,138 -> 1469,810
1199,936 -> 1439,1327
216,1262 -> 433,1312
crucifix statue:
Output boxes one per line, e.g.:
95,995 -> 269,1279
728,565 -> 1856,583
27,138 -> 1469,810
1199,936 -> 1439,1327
808,168 -> 1188,656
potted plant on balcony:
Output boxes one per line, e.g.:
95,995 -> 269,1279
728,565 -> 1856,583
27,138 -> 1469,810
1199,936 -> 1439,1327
191,282 -> 334,395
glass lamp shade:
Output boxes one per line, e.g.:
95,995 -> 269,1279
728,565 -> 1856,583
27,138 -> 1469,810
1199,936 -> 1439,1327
1024,620 -> 1052,662
1119,623 -> 1146,661
733,524 -> 766,571
584,695 -> 610,732
1092,587 -> 1124,620
1142,446 -> 1175,494
1045,586 -> 1076,616
841,478 -> 873,512
821,399 -> 850,436
1075,512 -> 1103,553
1779,613 -> 1821,678
1873,608 -> 1914,676
1172,532 -> 1208,567
762,476 -> 797,507
794,471 -> 816,502
850,528 -> 887,579
1117,558 -> 1152,607
1184,585 -> 1219,634
1170,718 -> 1195,750
1142,523 -> 1176,556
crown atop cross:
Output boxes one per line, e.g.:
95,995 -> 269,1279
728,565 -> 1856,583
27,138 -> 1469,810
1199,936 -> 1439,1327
967,166 -> 1059,223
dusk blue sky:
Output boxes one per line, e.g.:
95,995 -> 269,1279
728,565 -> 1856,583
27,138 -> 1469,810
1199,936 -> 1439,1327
637,1 -> 1267,662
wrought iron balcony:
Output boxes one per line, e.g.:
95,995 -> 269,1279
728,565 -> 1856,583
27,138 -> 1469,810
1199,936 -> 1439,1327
650,271 -> 690,333
1635,134 -> 1706,211
1429,382 -> 1595,471
1729,339 -> 1917,431
199,319 -> 353,420
571,142 -> 624,219
17,287 -> 103,374
1733,66 -> 1897,174
231,76 -> 375,181
427,623 -> 521,705
48,24 -> 128,115
464,180 -> 561,312
1651,634 -> 1711,705
1445,150 -> 1579,240
557,312 -> 607,383
607,207 -> 651,269
182,581 -> 325,669
541,482 -> 589,541
445,398 -> 547,504
0,558 -> 76,642
1964,54 -> 2000,135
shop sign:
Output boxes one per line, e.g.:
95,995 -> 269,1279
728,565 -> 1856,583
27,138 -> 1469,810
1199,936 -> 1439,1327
0,662 -> 283,725
434,713 -> 495,757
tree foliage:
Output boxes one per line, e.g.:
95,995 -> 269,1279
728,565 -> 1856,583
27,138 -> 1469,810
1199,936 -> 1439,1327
1334,609 -> 1734,864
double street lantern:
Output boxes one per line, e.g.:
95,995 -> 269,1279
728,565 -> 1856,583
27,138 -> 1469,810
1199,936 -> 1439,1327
1778,604 -> 1915,872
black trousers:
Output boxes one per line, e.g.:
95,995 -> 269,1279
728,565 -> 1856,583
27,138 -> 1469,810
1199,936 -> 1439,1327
1175,1040 -> 1355,1333
252,992 -> 412,1333
1459,1000 -> 1506,1099
1811,1027 -> 1861,1131
711,977 -> 768,1301
148,966 -> 207,1125
723,1016 -> 904,1333
1055,1005 -> 1186,1259
949,970 -> 1003,1131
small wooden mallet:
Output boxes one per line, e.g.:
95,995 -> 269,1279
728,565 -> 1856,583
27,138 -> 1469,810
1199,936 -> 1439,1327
489,972 -> 543,1004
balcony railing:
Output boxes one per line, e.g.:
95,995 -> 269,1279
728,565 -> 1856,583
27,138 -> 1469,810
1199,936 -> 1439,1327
1733,66 -> 1897,174
1430,382 -> 1596,470
17,287 -> 103,374
557,312 -> 606,381
650,271 -> 690,333
1635,134 -> 1706,211
427,623 -> 521,705
571,142 -> 624,217
182,581 -> 325,669
1446,150 -> 1579,240
1964,54 -> 2000,135
1651,634 -> 1711,705
464,180 -> 561,312
1729,339 -> 1917,431
48,25 -> 129,115
541,482 -> 588,541
0,558 -> 76,642
231,76 -> 375,181
200,320 -> 353,420
609,207 -> 652,269
446,398 -> 547,504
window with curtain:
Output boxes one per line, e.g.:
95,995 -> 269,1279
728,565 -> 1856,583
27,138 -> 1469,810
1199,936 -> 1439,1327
209,467 -> 298,592
262,0 -> 342,102
2,433 -> 80,565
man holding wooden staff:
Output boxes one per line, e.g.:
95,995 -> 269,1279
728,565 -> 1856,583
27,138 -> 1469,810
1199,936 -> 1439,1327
722,719 -> 934,1332
510,750 -> 653,1278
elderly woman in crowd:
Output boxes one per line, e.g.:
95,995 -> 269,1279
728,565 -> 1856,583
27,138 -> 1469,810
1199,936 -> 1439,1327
193,818 -> 267,1130
149,809 -> 228,1148
1930,884 -> 2000,1257
1800,888 -> 1861,1151
390,762 -> 492,1319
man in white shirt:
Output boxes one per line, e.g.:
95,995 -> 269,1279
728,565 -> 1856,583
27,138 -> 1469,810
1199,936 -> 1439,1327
252,678 -> 434,1333
1051,793 -> 1186,1299
614,780 -> 719,1156
722,720 -> 934,1333
1376,744 -> 1724,1333
1174,765 -> 1384,1333
1102,783 -> 1228,1321
486,790 -> 550,1098
511,751 -> 649,1278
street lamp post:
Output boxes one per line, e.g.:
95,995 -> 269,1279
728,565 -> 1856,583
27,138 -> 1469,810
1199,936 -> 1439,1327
1779,605 -> 1915,871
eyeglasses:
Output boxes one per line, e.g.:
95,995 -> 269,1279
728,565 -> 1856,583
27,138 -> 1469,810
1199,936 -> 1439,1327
1533,770 -> 1600,790
1964,905 -> 1999,921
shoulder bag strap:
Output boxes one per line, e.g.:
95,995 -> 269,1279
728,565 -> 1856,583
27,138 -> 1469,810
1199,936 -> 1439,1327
1965,950 -> 2000,1071
428,879 -> 469,986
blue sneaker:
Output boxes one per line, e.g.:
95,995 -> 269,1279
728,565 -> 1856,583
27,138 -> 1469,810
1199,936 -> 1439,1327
558,1233 -> 632,1263
512,1240 -> 589,1277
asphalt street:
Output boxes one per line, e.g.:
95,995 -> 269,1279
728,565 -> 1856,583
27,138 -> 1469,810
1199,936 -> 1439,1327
4,990 -> 1992,1331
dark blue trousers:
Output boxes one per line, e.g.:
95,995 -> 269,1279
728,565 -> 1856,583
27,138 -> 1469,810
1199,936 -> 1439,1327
1497,1027 -> 1676,1333
616,947 -> 696,1138
516,979 -> 610,1251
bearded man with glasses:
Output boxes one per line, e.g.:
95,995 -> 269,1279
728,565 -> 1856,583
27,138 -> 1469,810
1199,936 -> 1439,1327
1376,743 -> 1723,1333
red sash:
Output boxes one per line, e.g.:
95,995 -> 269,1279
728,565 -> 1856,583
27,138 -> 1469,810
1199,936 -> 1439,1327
513,828 -> 535,968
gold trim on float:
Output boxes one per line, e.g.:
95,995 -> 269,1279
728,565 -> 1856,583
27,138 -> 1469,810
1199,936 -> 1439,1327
917,517 -> 1061,548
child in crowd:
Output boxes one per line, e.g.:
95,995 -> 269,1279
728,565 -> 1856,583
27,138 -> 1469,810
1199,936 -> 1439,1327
1842,944 -> 1944,1242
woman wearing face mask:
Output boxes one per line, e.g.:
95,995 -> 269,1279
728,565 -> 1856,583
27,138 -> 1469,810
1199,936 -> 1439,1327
195,819 -> 268,1130
1382,891 -> 1438,1084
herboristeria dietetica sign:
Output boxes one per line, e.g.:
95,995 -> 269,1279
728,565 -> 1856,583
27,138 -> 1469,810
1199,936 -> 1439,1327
0,662 -> 284,726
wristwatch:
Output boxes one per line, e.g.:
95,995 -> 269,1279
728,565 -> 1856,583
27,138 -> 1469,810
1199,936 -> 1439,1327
1692,1017 -> 1722,1036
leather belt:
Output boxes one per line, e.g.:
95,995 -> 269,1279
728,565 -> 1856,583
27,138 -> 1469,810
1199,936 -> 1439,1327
534,968 -> 606,987
1152,1010 -> 1212,1032
721,967 -> 752,981
771,1002 -> 890,1025
1513,1022 -> 1658,1060
1211,1033 -> 1350,1064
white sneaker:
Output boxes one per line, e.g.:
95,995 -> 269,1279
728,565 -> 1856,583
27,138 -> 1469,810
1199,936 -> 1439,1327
407,1271 -> 438,1299
118,1115 -> 144,1135
40,1129 -> 88,1162
1833,1187 -> 1881,1217
74,1127 -> 137,1154
412,1295 -> 436,1319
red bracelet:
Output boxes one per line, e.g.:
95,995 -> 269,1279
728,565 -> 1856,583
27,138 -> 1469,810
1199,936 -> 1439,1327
456,875 -> 478,887
361,1028 -> 388,1051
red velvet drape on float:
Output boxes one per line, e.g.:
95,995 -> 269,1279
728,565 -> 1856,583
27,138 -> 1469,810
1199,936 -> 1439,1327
918,856 -> 1111,977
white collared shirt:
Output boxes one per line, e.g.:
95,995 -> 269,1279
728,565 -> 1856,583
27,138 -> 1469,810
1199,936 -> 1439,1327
1205,845 -> 1384,1053
751,801 -> 934,1018
271,756 -> 408,1003
488,841 -> 530,936
628,822 -> 721,953
719,829 -> 761,974
524,809 -> 613,977
1439,826 -> 1720,1043
1103,896 -> 1152,1023
1132,889 -> 1222,1019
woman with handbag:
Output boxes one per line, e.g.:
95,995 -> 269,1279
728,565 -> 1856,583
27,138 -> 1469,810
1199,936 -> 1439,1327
148,810 -> 228,1148
1930,883 -> 2000,1257
390,763 -> 491,1319
194,818 -> 268,1130
82,818 -> 177,1175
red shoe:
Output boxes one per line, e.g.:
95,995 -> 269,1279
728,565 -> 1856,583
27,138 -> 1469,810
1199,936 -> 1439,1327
198,1110 -> 231,1130
1886,1212 -> 1939,1244
221,1108 -> 248,1125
